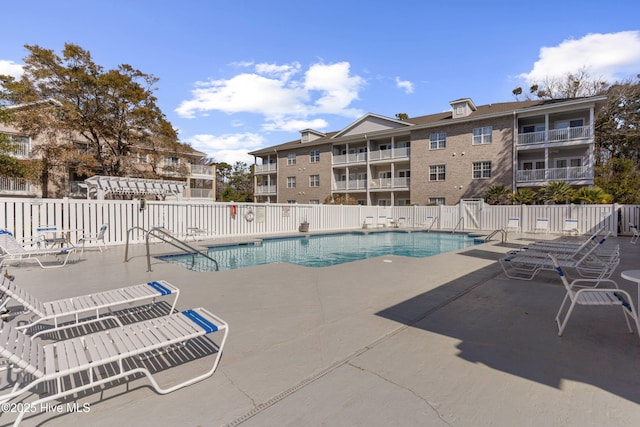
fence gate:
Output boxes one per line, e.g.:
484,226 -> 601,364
459,199 -> 484,230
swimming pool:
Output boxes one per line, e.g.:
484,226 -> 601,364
158,231 -> 483,271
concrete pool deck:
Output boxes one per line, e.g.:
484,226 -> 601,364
2,231 -> 640,426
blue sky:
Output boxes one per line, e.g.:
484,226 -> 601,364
2,1 -> 640,165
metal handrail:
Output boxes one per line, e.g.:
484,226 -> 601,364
425,216 -> 438,232
452,217 -> 464,234
124,226 -> 219,272
485,229 -> 507,243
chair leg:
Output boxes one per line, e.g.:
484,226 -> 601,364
556,299 -> 578,336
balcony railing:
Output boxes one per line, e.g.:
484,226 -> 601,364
517,125 -> 591,145
369,147 -> 410,162
333,177 -> 410,191
516,166 -> 591,182
334,179 -> 367,191
332,147 -> 410,165
187,188 -> 213,198
189,164 -> 214,176
0,176 -> 35,194
255,185 -> 277,195
255,163 -> 277,174
332,152 -> 367,165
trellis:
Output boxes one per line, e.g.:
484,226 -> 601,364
81,175 -> 186,200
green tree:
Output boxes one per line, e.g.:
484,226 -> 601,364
572,186 -> 613,204
483,183 -> 512,205
537,181 -> 575,204
220,162 -> 253,202
0,43 -> 179,194
511,188 -> 538,205
595,158 -> 640,204
594,75 -> 640,204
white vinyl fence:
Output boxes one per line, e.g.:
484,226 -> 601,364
0,197 -> 636,248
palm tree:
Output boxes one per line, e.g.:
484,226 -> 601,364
511,188 -> 538,205
572,186 -> 613,204
538,181 -> 575,204
483,183 -> 512,205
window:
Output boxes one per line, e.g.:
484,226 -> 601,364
287,153 -> 297,165
570,158 -> 582,167
472,126 -> 492,145
429,165 -> 446,181
310,150 -> 320,163
472,161 -> 492,179
429,197 -> 445,205
522,124 -> 545,133
137,153 -> 149,163
287,177 -> 296,188
164,156 -> 179,166
379,143 -> 391,150
378,199 -> 391,206
309,175 -> 320,187
429,133 -> 446,150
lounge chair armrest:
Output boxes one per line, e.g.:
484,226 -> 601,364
568,278 -> 619,289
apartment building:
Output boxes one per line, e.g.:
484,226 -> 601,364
250,95 -> 606,205
0,121 -> 216,200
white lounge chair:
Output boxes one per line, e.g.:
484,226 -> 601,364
515,229 -> 608,258
362,216 -> 374,229
533,218 -> 549,234
505,217 -> 520,232
549,254 -> 640,337
0,307 -> 228,426
0,274 -> 180,336
0,231 -> 77,269
78,224 -> 108,254
630,223 -> 640,245
499,233 -> 619,281
562,218 -> 579,235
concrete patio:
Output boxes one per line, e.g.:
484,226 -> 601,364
1,231 -> 639,426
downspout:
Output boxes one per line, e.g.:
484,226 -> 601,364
512,111 -> 517,194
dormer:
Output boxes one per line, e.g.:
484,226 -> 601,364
450,98 -> 477,119
300,129 -> 326,143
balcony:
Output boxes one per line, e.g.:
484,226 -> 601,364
187,188 -> 214,198
189,164 -> 214,178
332,147 -> 410,165
0,176 -> 36,196
334,177 -> 410,191
516,166 -> 592,183
255,163 -> 277,174
332,152 -> 367,165
369,147 -> 410,162
517,125 -> 591,146
334,179 -> 367,191
255,185 -> 277,195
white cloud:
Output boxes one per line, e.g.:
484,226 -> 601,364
176,61 -> 365,131
0,60 -> 24,79
263,118 -> 329,133
186,132 -> 265,165
395,77 -> 414,94
520,31 -> 640,84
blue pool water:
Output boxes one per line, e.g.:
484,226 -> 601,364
158,231 -> 482,271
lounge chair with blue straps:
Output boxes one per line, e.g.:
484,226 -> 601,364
549,253 -> 640,337
0,273 -> 179,336
0,231 -> 77,269
0,307 -> 228,426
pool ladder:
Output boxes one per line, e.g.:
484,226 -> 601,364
484,229 -> 508,243
124,226 -> 219,272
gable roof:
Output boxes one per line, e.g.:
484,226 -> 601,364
249,96 -> 606,157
